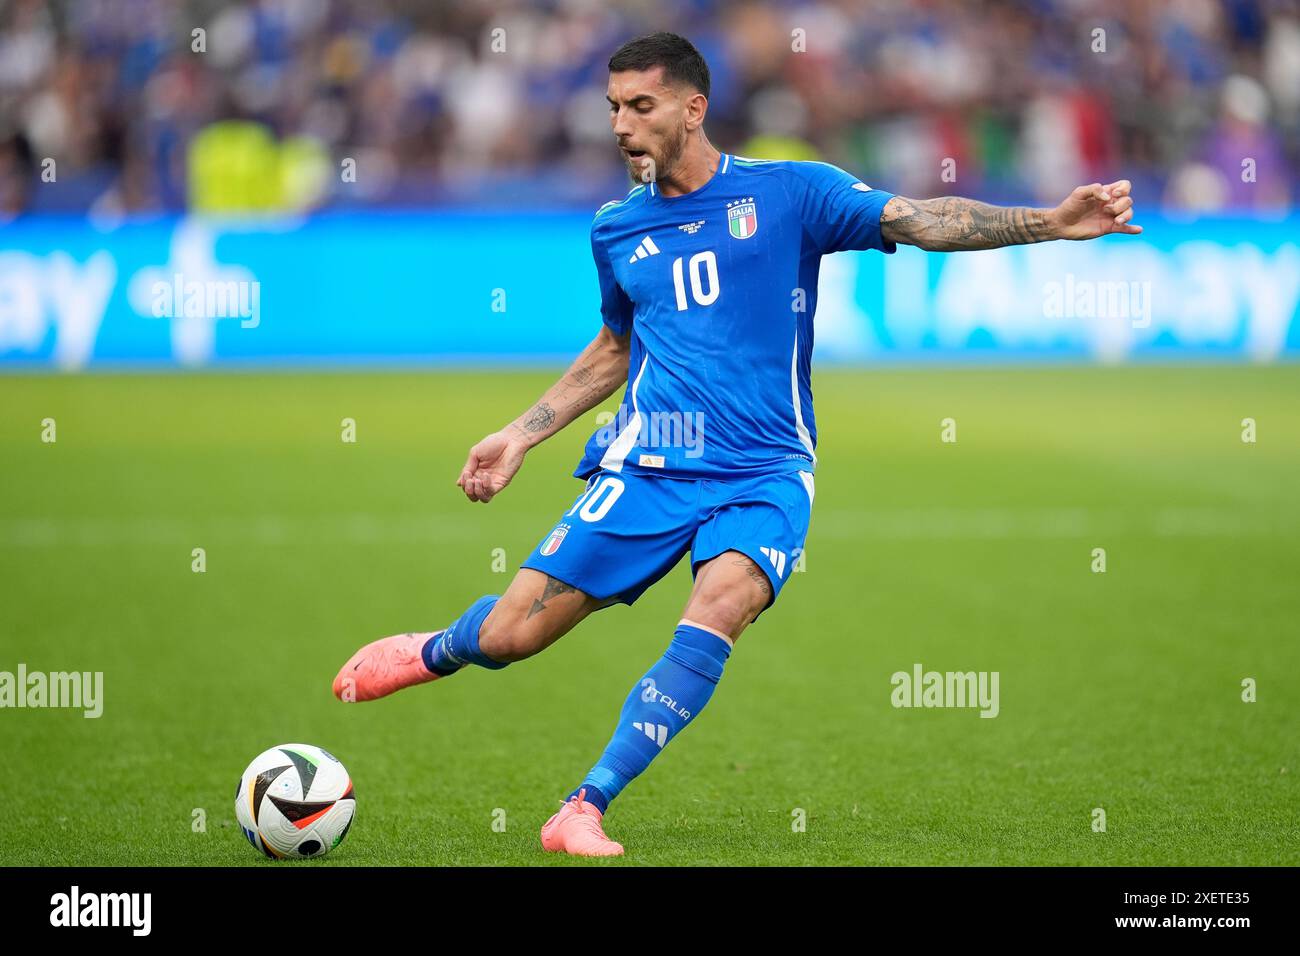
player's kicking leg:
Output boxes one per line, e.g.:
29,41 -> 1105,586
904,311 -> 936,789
540,549 -> 771,857
331,568 -> 604,702
543,469 -> 814,857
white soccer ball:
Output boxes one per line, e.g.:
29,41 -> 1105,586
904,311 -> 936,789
234,743 -> 355,859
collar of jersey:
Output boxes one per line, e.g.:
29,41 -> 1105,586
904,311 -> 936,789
647,153 -> 731,203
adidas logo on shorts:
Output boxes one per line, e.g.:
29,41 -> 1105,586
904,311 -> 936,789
759,546 -> 787,578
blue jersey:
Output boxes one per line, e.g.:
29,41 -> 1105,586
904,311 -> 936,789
574,155 -> 896,482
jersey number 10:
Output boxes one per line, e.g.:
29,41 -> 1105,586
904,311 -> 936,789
672,251 -> 719,311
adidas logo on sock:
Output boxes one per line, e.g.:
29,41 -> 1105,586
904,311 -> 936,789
759,546 -> 787,579
628,236 -> 661,263
632,721 -> 669,747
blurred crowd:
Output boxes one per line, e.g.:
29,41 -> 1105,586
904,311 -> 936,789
0,0 -> 1297,219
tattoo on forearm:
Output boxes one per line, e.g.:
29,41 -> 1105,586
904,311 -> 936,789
560,349 -> 624,413
568,364 -> 596,386
511,335 -> 629,443
561,363 -> 604,412
882,196 -> 1053,251
520,402 -> 556,434
527,574 -> 577,619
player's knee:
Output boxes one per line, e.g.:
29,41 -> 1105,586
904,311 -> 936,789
687,590 -> 762,637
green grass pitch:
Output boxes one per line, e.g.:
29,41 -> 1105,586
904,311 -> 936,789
0,364 -> 1296,866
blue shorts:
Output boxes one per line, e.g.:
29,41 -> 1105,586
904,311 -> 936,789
520,467 -> 815,619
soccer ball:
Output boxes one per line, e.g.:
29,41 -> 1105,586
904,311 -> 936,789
234,743 -> 355,859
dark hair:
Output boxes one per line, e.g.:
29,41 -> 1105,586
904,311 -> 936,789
608,32 -> 710,98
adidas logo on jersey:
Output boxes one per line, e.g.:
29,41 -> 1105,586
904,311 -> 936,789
628,236 -> 661,263
632,721 -> 669,747
759,546 -> 787,578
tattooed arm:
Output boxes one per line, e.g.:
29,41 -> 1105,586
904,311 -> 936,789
880,180 -> 1141,252
458,324 -> 631,503
506,324 -> 632,448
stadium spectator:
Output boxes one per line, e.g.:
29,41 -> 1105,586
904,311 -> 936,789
0,0 -> 1295,215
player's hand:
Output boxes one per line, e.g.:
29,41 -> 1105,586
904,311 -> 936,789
457,429 -> 529,503
1050,180 -> 1142,240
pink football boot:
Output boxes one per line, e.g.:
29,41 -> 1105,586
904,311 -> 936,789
332,631 -> 446,702
540,788 -> 625,857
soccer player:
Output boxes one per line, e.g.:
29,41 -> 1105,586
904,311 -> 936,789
333,32 -> 1140,857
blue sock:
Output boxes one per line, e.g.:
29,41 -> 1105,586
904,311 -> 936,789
421,595 -> 508,674
567,624 -> 732,813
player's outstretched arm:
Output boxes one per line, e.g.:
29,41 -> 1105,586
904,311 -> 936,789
457,325 -> 632,503
880,180 -> 1140,252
